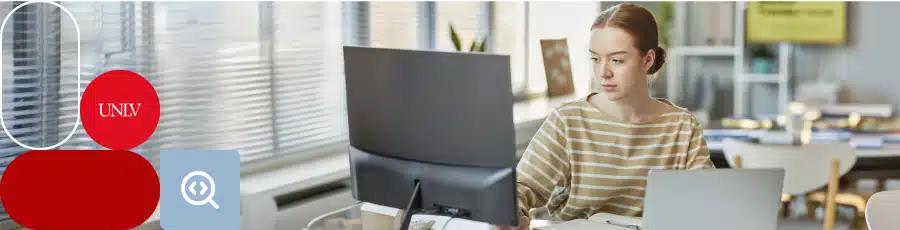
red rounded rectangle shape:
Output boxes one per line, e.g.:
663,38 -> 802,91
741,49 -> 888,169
0,150 -> 159,229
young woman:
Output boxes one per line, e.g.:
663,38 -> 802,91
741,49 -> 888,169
498,3 -> 714,229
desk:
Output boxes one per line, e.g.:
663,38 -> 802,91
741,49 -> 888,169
704,131 -> 900,170
305,203 -> 590,230
305,203 -> 495,230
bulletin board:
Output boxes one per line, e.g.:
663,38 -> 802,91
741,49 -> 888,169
746,1 -> 847,44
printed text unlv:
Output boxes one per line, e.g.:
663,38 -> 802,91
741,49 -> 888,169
99,103 -> 143,117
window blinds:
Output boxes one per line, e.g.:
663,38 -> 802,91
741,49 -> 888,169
269,1 -> 347,161
368,2 -> 420,49
145,1 -> 348,164
0,0 -> 63,218
57,2 -> 135,152
0,2 -> 63,168
492,2 -> 527,97
0,2 -> 349,170
145,2 -> 277,164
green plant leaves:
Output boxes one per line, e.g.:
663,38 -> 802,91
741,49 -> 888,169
450,22 -> 488,52
655,2 -> 673,48
450,24 -> 462,51
479,37 -> 487,52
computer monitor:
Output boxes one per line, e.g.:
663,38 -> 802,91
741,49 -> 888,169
343,46 -> 518,229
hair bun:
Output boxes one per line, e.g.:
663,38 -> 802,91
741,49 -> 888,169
648,46 -> 667,74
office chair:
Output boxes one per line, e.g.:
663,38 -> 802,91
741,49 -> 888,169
865,190 -> 900,230
723,138 -> 856,230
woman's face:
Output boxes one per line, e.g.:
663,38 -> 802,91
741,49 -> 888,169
589,26 -> 654,101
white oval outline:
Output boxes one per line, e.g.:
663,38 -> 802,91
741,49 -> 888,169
0,1 -> 80,150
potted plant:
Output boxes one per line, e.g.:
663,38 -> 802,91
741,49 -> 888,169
654,2 -> 673,48
449,23 -> 487,52
750,45 -> 776,74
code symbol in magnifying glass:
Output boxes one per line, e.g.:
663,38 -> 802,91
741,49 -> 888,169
161,150 -> 239,230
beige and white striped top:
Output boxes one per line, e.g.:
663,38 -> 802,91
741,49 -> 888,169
516,93 -> 715,221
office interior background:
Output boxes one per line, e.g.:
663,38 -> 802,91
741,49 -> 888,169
1,1 -> 899,229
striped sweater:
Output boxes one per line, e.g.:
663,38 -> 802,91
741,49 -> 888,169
516,94 -> 715,221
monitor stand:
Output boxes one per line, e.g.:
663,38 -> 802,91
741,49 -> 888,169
400,181 -> 422,230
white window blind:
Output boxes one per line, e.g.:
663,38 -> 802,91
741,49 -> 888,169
343,2 -> 369,46
369,2 -> 420,49
270,2 -> 347,160
0,2 -> 349,169
0,1 -> 64,218
145,1 -> 277,164
57,2 -> 138,152
0,2 -> 64,168
492,1 -> 527,96
145,1 -> 348,164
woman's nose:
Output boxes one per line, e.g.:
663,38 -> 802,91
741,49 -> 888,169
599,65 -> 612,79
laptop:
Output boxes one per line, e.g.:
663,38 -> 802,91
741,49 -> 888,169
641,169 -> 785,230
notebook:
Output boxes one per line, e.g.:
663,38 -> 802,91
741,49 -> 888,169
533,213 -> 642,230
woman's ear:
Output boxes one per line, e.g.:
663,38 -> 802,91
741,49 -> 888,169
643,49 -> 655,72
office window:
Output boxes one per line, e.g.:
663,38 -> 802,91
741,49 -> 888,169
526,2 -> 598,97
142,2 -> 276,164
492,2 -> 598,98
492,1 -> 527,97
0,2 -> 349,170
57,2 -> 136,152
0,2 -> 63,168
0,1 -> 64,218
368,2 -> 420,49
435,2 -> 486,52
343,2 -> 369,46
270,2 -> 348,161
144,1 -> 348,164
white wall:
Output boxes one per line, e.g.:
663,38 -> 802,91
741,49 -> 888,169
526,1 -> 598,98
793,2 -> 900,109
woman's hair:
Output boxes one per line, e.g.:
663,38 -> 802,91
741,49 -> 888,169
591,3 -> 667,75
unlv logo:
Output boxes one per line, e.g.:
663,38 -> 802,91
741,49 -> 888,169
99,103 -> 143,117
80,70 -> 160,150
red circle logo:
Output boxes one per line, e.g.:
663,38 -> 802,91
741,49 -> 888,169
80,70 -> 160,150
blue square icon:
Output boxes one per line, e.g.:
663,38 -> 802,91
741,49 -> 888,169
161,150 -> 240,230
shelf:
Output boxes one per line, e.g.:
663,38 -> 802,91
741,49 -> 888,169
669,46 -> 738,56
741,74 -> 782,83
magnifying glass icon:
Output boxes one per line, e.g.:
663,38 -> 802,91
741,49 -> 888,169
181,171 -> 219,209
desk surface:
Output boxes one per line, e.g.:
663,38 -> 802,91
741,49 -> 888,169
304,203 -> 636,230
304,203 -> 498,230
707,141 -> 900,158
707,145 -> 900,171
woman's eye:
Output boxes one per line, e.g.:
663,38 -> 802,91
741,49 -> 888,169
591,57 -> 599,63
612,59 -> 624,64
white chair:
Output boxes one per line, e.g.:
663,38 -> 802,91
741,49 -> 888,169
722,138 -> 857,230
241,191 -> 278,230
865,190 -> 900,230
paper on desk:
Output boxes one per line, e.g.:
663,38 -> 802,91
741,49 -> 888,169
850,136 -> 884,149
533,219 -> 622,230
588,213 -> 642,227
534,213 -> 642,230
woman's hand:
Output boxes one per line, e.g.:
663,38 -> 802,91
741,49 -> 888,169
495,215 -> 530,230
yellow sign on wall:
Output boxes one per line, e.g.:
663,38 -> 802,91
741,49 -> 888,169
747,1 -> 847,44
